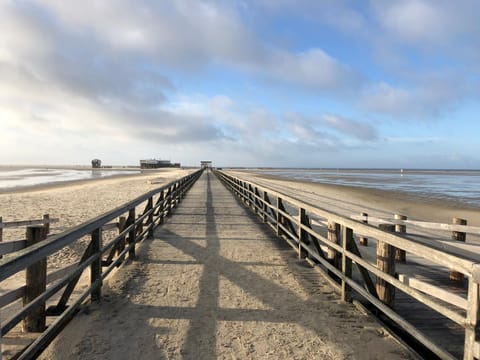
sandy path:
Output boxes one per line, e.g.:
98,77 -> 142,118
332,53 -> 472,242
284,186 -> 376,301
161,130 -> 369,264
40,171 -> 413,359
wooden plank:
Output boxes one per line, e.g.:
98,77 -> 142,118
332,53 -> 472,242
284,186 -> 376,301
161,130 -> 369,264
0,239 -> 27,256
0,287 -> 25,308
101,222 -> 118,231
398,274 -> 467,310
0,218 -> 59,229
350,214 -> 480,235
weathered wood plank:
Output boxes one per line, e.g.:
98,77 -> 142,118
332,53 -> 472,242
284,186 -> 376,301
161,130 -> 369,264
0,218 -> 59,229
0,239 -> 27,256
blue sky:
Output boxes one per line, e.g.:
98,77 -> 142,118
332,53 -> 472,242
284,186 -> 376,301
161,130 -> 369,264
1,0 -> 479,168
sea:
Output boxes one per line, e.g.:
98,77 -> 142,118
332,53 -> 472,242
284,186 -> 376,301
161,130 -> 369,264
0,167 -> 141,191
249,168 -> 480,208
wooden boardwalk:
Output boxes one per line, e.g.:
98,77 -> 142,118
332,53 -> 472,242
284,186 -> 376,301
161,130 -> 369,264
40,170 -> 414,359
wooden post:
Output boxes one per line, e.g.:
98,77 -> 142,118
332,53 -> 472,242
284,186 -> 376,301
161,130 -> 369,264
298,208 -> 308,259
254,188 -> 261,215
42,214 -> 50,234
394,214 -> 407,262
136,215 -> 144,237
23,226 -> 47,332
147,197 -> 154,239
128,208 -> 136,260
91,228 -> 102,301
327,221 -> 341,269
0,216 -> 3,259
262,191 -> 268,223
118,216 -> 127,256
450,217 -> 467,282
341,226 -> 353,302
158,190 -> 165,225
464,278 -> 479,360
276,197 -> 282,236
359,212 -> 368,246
376,224 -> 395,308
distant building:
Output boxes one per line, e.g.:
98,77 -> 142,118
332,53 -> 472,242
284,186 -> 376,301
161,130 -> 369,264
201,161 -> 212,168
140,159 -> 176,169
91,159 -> 102,168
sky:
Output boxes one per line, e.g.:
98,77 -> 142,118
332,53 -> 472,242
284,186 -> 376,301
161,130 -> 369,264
1,0 -> 479,168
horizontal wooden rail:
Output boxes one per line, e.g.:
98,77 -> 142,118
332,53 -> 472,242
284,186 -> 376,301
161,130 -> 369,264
0,239 -> 27,256
351,214 -> 480,235
0,168 -> 204,359
215,170 -> 480,360
0,218 -> 59,229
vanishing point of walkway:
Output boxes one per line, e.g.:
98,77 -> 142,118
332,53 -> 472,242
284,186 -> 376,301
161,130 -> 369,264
41,171 -> 414,359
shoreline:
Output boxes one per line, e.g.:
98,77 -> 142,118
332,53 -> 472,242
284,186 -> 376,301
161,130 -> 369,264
233,171 -> 480,227
0,169 -> 185,195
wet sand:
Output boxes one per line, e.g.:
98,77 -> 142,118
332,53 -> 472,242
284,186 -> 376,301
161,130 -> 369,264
233,170 -> 480,227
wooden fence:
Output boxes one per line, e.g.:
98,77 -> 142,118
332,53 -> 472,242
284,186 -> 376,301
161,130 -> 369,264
0,215 -> 59,258
0,168 -> 203,360
215,170 -> 480,360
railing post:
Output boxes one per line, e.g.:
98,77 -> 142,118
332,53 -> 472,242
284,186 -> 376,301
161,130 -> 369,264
43,214 -> 50,234
128,208 -> 136,260
243,182 -> 248,205
91,228 -> 102,301
298,208 -> 308,259
136,215 -> 144,237
0,216 -> 3,260
341,226 -> 353,302
377,224 -> 396,308
276,197 -> 283,237
464,278 -> 479,360
23,226 -> 47,332
359,212 -> 368,246
158,190 -> 165,225
394,214 -> 407,262
147,197 -> 154,238
118,216 -> 127,257
450,217 -> 467,282
262,191 -> 268,223
327,221 -> 341,277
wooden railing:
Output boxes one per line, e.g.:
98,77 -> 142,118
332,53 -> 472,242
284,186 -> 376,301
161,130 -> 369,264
0,215 -> 59,258
0,168 -> 203,360
215,170 -> 480,360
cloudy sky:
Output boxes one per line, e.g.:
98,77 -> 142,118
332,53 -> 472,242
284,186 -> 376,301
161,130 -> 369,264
1,1 -> 479,168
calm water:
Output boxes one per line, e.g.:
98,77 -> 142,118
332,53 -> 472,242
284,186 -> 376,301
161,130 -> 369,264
251,169 -> 480,207
0,168 -> 140,190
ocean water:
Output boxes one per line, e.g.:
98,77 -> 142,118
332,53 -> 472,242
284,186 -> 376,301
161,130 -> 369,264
0,168 -> 140,191
251,169 -> 480,207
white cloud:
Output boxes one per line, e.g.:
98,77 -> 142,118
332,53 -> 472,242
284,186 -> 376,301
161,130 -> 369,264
322,114 -> 378,140
266,49 -> 361,92
371,0 -> 480,46
361,75 -> 472,119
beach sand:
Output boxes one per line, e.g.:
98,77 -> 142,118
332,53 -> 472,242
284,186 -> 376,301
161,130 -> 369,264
230,170 -> 480,227
2,169 -> 477,359
0,168 -> 194,358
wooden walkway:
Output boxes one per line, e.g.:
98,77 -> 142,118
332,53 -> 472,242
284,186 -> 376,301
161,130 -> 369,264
40,170 -> 414,359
